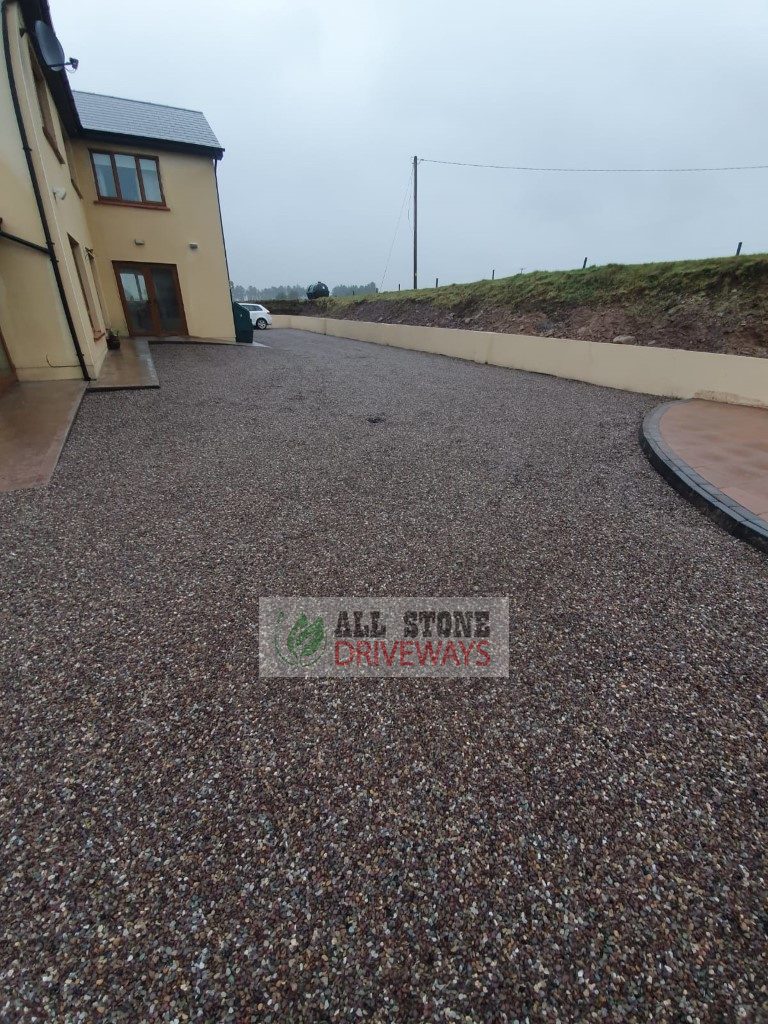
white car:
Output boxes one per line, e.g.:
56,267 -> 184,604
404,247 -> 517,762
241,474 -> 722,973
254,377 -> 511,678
239,303 -> 272,330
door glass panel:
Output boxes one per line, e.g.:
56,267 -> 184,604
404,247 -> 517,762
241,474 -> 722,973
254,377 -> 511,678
150,268 -> 184,333
93,152 -> 117,198
119,270 -> 153,334
115,154 -> 141,202
139,158 -> 162,202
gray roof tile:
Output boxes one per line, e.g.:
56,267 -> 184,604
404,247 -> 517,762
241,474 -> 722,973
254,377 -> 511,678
72,91 -> 222,154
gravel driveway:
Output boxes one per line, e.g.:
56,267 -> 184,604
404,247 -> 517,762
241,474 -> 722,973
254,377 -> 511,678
1,329 -> 766,1022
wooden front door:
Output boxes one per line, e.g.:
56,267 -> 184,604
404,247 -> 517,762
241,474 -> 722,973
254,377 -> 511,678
114,262 -> 188,337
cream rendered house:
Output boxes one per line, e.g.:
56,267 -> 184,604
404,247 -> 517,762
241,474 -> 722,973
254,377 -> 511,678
0,0 -> 234,395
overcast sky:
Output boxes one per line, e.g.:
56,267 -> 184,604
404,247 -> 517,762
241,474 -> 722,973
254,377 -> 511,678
54,0 -> 768,290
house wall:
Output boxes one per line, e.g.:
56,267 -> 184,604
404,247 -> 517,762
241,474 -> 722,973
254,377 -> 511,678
272,315 -> 768,409
0,1 -> 107,380
72,143 -> 234,343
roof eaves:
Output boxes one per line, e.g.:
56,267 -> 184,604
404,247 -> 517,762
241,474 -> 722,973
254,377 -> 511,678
17,6 -> 224,159
79,128 -> 224,160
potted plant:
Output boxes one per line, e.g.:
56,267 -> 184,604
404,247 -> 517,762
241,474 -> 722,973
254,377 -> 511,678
106,329 -> 121,351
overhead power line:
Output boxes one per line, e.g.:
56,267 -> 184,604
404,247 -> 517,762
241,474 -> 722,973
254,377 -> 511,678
420,157 -> 768,173
406,154 -> 768,295
379,165 -> 413,292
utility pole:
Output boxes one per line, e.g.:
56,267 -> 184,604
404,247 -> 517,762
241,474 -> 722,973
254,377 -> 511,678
412,155 -> 418,290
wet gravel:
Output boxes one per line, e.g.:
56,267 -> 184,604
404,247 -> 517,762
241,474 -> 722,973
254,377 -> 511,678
1,329 -> 766,1022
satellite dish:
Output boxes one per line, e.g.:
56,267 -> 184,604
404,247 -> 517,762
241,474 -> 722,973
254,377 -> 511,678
34,21 -> 66,70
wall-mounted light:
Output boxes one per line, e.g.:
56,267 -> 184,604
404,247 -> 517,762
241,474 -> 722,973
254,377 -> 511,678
189,242 -> 199,250
134,239 -> 145,246
52,187 -> 67,200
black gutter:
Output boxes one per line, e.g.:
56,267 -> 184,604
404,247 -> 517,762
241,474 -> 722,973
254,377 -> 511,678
2,0 -> 90,380
79,128 -> 224,160
0,226 -> 51,254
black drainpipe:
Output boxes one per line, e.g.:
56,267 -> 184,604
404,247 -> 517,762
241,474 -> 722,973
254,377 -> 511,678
1,0 -> 91,381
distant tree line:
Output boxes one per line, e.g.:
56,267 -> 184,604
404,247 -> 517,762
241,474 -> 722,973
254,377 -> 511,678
231,283 -> 305,301
231,282 -> 379,301
330,282 -> 378,297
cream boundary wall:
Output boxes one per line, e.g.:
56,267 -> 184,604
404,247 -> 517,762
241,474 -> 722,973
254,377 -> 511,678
273,316 -> 768,408
0,2 -> 107,380
73,144 -> 234,343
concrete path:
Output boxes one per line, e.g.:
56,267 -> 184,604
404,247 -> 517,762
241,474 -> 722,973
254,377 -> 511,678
0,379 -> 85,491
642,398 -> 768,551
88,337 -> 159,391
0,329 -> 765,1021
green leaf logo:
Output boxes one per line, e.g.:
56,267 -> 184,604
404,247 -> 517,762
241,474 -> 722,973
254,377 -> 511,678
287,614 -> 325,659
275,611 -> 326,668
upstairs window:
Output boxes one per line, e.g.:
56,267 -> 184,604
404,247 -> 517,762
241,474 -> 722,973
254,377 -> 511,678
90,151 -> 165,206
30,50 -> 64,163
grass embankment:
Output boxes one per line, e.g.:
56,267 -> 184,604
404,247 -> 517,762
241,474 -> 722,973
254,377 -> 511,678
328,255 -> 768,314
308,255 -> 768,356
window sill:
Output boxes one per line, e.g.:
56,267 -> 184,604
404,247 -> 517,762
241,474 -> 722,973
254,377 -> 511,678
93,199 -> 170,211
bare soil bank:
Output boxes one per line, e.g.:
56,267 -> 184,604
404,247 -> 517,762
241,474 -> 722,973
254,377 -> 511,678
304,296 -> 765,357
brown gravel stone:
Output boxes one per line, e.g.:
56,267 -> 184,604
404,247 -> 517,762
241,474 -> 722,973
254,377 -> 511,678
0,330 -> 766,1022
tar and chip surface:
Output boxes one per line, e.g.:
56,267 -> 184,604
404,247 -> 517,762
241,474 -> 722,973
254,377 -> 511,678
1,331 -> 766,1021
